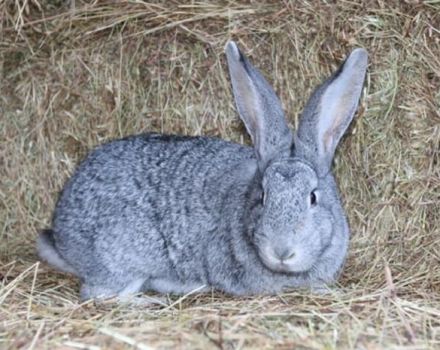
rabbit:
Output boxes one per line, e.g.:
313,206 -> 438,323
37,41 -> 368,301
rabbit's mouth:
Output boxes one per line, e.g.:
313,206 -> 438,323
258,246 -> 315,273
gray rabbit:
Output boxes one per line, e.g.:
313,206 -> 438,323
37,41 -> 368,301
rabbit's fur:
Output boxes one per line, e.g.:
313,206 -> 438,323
38,42 -> 368,300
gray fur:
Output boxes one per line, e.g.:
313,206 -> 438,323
37,42 -> 368,300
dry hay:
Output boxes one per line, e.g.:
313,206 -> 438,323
1,1 -> 440,349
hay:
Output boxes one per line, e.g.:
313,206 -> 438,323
1,0 -> 439,348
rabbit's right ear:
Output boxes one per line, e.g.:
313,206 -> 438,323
296,49 -> 368,174
225,41 -> 292,171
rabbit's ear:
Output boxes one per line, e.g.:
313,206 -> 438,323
225,41 -> 292,171
297,49 -> 368,173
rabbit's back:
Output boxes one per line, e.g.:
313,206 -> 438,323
52,133 -> 255,286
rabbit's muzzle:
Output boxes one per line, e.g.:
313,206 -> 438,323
258,242 -> 315,273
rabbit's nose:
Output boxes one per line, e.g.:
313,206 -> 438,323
274,247 -> 296,261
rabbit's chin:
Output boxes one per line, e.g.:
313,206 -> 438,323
258,248 -> 315,274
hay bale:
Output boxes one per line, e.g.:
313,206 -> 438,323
1,1 -> 439,348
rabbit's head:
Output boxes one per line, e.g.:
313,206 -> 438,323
226,42 -> 367,274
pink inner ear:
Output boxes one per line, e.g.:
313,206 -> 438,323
317,75 -> 363,158
322,108 -> 346,155
323,129 -> 333,155
227,54 -> 263,146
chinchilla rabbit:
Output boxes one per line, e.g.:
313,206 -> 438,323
37,41 -> 368,301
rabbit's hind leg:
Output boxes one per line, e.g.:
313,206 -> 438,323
80,278 -> 144,301
79,282 -> 122,301
118,279 -> 167,306
80,279 -> 166,306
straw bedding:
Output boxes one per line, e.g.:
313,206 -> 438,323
1,1 -> 439,349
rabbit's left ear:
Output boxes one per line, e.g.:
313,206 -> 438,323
297,49 -> 368,172
226,41 -> 292,171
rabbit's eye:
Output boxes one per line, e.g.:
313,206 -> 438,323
260,191 -> 265,205
310,190 -> 317,206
